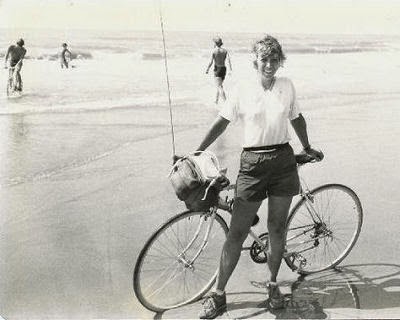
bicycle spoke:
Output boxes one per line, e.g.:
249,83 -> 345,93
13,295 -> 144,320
134,211 -> 228,311
166,219 -> 189,254
150,239 -> 178,258
285,184 -> 362,274
146,265 -> 188,300
143,262 -> 181,296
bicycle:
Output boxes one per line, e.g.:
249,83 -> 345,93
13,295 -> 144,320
6,65 -> 23,97
133,153 -> 363,312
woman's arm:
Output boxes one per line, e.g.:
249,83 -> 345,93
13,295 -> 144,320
227,51 -> 232,72
4,46 -> 11,67
291,113 -> 324,160
290,113 -> 310,149
205,53 -> 214,74
198,116 -> 230,151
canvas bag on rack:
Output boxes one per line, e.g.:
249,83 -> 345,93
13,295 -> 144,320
168,151 -> 226,211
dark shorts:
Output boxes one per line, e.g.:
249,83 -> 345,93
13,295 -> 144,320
10,61 -> 22,73
236,144 -> 300,201
214,65 -> 226,80
10,60 -> 19,67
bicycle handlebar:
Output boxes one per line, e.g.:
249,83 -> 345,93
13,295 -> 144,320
295,153 -> 320,165
173,152 -> 319,199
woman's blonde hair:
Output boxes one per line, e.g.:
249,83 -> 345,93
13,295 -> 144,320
252,35 -> 286,64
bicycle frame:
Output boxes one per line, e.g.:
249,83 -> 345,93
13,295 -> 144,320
177,208 -> 219,268
186,164 -> 322,271
247,165 -> 330,270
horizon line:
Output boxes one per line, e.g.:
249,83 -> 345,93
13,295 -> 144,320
0,26 -> 398,37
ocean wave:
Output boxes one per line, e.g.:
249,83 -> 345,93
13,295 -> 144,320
29,50 -> 93,61
1,49 -> 94,61
142,53 -> 164,60
1,36 -> 396,63
232,45 -> 380,55
0,45 -> 387,63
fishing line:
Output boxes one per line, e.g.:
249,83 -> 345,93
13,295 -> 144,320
157,0 -> 176,158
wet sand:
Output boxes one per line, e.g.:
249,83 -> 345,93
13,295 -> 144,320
1,51 -> 400,318
164,98 -> 400,319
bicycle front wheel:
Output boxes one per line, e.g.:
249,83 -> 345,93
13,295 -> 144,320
133,210 -> 228,312
285,184 -> 363,274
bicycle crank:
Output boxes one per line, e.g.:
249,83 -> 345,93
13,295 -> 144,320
249,232 -> 269,264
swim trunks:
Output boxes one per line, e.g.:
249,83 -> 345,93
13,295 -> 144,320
214,65 -> 227,80
235,143 -> 300,201
10,59 -> 19,67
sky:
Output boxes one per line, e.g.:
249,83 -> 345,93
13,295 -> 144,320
0,0 -> 399,34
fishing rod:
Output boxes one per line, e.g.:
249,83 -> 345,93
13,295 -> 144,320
157,0 -> 176,160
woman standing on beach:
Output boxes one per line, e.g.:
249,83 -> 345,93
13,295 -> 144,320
197,34 -> 323,319
60,43 -> 72,69
205,37 -> 232,104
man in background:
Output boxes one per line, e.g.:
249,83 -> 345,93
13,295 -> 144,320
5,38 -> 27,92
205,37 -> 232,104
60,43 -> 72,69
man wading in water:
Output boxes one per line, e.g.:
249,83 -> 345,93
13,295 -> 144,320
205,37 -> 232,104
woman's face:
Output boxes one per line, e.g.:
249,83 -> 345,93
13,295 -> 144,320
255,52 -> 280,80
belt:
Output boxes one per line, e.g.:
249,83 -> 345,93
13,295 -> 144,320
243,142 -> 289,152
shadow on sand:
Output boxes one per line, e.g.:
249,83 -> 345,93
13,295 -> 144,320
157,263 -> 400,319
242,263 -> 400,319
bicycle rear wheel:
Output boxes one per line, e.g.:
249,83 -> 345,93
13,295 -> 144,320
285,184 -> 363,274
133,210 -> 228,312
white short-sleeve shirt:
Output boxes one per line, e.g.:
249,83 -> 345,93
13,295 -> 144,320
219,76 -> 301,148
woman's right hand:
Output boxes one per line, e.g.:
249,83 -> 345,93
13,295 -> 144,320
304,147 -> 324,162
